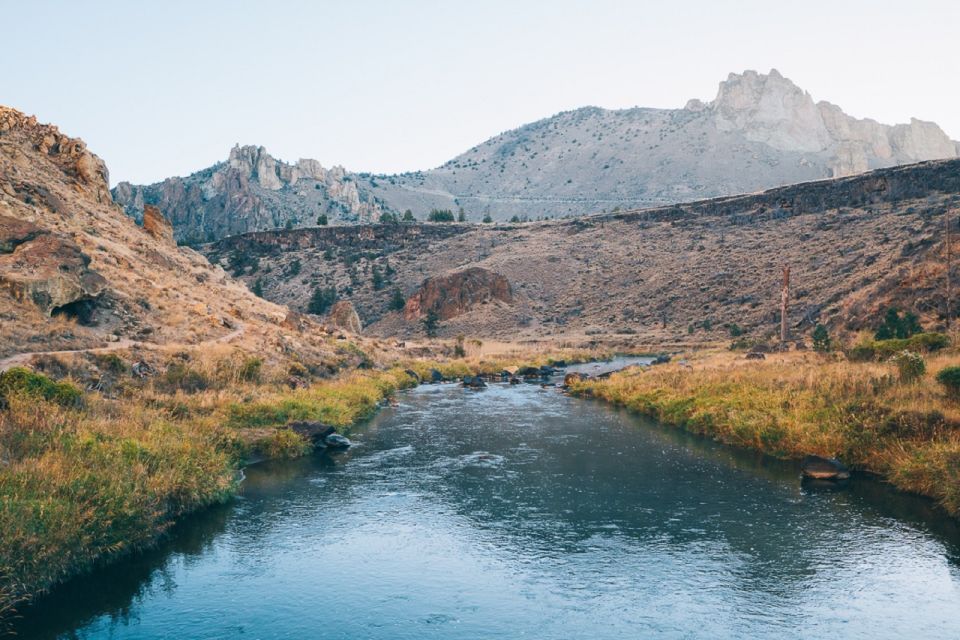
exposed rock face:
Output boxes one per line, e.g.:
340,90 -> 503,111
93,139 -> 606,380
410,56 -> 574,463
328,300 -> 362,333
404,267 -> 512,321
112,144 -> 392,243
141,204 -> 174,244
0,106 -> 111,203
0,214 -> 107,315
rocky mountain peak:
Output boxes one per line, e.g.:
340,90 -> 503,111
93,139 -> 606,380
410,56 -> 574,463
711,69 -> 831,152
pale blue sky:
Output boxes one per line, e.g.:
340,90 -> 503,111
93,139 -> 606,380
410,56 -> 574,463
4,0 -> 958,185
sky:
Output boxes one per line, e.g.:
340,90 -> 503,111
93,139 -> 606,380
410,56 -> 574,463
4,0 -> 959,185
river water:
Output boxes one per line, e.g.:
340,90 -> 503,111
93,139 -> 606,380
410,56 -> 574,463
12,359 -> 960,639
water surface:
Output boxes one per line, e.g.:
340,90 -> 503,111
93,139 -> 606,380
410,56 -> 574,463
14,360 -> 960,638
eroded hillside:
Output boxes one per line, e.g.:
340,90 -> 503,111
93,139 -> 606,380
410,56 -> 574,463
205,158 -> 960,345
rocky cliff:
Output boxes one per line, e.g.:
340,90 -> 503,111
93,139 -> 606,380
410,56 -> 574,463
113,145 -> 393,244
403,267 -> 513,321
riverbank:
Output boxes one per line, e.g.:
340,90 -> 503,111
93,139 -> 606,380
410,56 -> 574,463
572,349 -> 960,516
0,342 -> 607,616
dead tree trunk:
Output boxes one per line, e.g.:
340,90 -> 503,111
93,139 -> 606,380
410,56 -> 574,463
948,209 -> 954,332
780,266 -> 790,347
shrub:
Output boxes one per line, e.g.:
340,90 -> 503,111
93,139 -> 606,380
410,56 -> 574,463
812,324 -> 831,352
238,357 -> 262,383
160,363 -> 210,394
847,333 -> 949,362
890,350 -> 926,383
317,214 -> 328,226
936,367 -> 960,397
875,308 -> 922,340
726,323 -> 744,337
402,209 -> 415,222
0,367 -> 82,408
260,429 -> 311,459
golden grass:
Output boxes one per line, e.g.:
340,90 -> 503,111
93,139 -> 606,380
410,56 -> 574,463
574,350 -> 960,515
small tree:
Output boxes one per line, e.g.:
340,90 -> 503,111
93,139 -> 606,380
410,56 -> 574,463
423,310 -> 439,337
427,209 -> 455,222
454,334 -> 466,358
379,211 -> 398,224
251,278 -> 264,297
510,215 -> 521,223
875,308 -> 923,340
726,323 -> 744,337
317,214 -> 328,226
388,288 -> 406,311
457,208 -> 467,222
371,266 -> 385,291
402,209 -> 415,223
812,324 -> 831,352
482,213 -> 493,223
307,287 -> 337,315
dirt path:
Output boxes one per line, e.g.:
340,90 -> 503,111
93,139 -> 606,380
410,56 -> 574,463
0,324 -> 246,372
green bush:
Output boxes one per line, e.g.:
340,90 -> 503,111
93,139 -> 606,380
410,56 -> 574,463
0,367 -> 82,408
936,366 -> 960,397
890,350 -> 926,383
238,357 -> 262,383
847,333 -> 949,362
160,363 -> 210,394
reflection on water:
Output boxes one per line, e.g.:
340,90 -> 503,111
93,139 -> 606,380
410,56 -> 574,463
12,360 -> 960,639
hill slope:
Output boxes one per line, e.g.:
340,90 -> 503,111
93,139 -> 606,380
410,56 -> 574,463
204,158 -> 960,345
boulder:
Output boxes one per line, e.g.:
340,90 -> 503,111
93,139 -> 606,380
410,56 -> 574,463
509,376 -> 521,385
288,421 -> 336,446
403,267 -> 512,321
462,375 -> 487,388
517,366 -> 542,378
327,300 -> 362,334
324,433 -> 352,449
563,372 -> 589,387
745,352 -> 766,360
404,368 -> 421,383
800,455 -> 850,481
429,368 -> 444,383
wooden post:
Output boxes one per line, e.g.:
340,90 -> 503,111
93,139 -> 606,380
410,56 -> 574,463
947,209 -> 953,332
780,266 -> 790,347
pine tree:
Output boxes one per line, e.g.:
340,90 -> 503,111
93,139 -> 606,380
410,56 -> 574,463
812,324 -> 831,352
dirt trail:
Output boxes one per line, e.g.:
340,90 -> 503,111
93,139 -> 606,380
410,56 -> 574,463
0,324 -> 246,372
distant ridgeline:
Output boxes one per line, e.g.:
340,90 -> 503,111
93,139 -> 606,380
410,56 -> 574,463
113,70 -> 960,242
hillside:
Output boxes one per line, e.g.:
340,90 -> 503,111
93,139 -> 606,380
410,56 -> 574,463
204,158 -> 960,345
116,70 -> 958,240
0,107 -> 350,366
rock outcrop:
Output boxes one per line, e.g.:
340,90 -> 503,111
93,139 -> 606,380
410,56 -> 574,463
141,204 -> 174,244
328,300 -> 362,334
112,145 -> 392,243
404,267 -> 512,321
0,214 -> 107,316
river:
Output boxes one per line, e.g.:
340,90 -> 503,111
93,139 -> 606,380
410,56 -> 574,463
12,359 -> 960,639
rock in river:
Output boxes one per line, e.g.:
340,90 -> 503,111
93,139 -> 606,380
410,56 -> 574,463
801,455 -> 850,480
324,433 -> 352,449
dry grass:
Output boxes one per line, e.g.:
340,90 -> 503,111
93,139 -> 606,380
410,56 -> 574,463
575,350 -> 960,515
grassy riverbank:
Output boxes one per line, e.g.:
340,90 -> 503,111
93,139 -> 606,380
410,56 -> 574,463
0,344 -> 606,614
573,350 -> 960,516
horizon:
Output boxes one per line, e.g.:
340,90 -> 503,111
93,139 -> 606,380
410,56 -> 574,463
4,0 -> 960,185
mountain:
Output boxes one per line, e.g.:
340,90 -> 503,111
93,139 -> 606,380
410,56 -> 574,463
366,69 -> 958,219
114,70 -> 959,240
203,157 -> 960,344
113,145 -> 392,244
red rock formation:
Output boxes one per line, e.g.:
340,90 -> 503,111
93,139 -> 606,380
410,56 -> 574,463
141,204 -> 174,244
328,300 -> 362,333
404,267 -> 512,321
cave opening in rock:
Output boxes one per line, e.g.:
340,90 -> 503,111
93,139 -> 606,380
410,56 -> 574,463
51,298 -> 99,326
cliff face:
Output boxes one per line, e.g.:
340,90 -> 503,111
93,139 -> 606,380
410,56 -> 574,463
403,268 -> 513,321
112,145 -> 393,244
